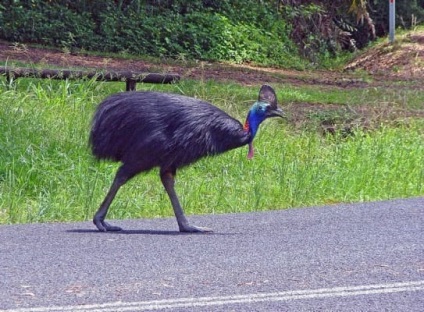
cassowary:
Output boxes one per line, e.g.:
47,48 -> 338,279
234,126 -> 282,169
89,85 -> 284,232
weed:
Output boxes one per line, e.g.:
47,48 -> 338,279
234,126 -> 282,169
0,78 -> 423,224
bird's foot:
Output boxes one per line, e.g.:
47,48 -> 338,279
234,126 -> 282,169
93,219 -> 122,232
179,224 -> 213,233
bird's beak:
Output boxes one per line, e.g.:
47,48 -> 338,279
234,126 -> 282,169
267,106 -> 285,118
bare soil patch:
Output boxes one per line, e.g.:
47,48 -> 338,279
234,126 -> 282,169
2,30 -> 424,87
1,32 -> 423,133
0,41 -> 387,88
345,33 -> 424,80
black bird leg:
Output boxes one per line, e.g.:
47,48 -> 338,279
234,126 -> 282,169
160,170 -> 212,233
93,165 -> 132,232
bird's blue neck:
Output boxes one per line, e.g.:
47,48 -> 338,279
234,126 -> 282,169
243,102 -> 267,141
243,102 -> 268,159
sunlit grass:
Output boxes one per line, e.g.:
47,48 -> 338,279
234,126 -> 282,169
0,77 -> 423,224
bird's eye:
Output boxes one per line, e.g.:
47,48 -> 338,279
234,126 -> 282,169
259,104 -> 269,113
253,102 -> 268,115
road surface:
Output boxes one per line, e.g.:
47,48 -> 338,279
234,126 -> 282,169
0,198 -> 423,311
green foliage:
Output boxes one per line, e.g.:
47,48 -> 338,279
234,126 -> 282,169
0,0 -> 303,68
280,0 -> 424,65
1,1 -> 423,67
0,78 -> 423,224
369,0 -> 424,35
0,1 -> 95,48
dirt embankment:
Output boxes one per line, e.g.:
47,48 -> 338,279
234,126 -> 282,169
1,30 -> 423,133
345,33 -> 424,79
2,30 -> 423,86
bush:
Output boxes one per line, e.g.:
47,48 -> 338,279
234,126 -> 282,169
370,0 -> 424,36
0,2 -> 95,49
0,0 -> 304,67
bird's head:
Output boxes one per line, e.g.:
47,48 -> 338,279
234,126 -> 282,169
244,85 -> 285,159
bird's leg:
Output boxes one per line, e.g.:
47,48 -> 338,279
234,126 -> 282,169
160,170 -> 212,233
93,165 -> 130,232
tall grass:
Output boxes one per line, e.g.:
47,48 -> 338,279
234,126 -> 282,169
0,78 -> 423,224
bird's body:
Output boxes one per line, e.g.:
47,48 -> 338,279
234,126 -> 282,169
90,85 -> 284,232
90,92 -> 249,171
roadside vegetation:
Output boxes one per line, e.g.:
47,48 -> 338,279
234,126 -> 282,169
0,1 -> 423,225
0,76 -> 422,224
1,0 -> 423,68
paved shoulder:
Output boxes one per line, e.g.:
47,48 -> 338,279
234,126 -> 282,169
0,198 -> 423,311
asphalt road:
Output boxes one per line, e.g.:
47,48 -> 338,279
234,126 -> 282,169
0,198 -> 423,311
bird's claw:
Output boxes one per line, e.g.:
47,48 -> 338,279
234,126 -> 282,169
93,219 -> 122,232
179,224 -> 213,233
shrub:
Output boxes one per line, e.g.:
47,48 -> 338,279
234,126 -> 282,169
0,0 -> 302,67
0,2 -> 95,49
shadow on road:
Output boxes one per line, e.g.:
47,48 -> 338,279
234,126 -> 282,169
66,228 -> 233,236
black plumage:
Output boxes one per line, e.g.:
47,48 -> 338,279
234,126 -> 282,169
89,85 -> 284,232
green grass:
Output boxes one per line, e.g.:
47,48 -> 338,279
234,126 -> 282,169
0,77 -> 423,224
281,83 -> 424,109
